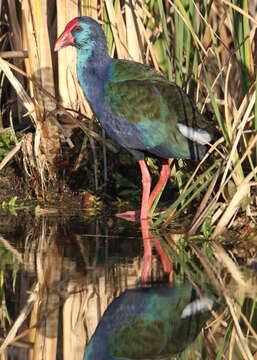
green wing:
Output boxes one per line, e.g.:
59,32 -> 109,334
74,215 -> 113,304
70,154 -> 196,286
104,60 -> 210,159
108,284 -> 194,359
109,317 -> 170,359
108,59 -> 168,83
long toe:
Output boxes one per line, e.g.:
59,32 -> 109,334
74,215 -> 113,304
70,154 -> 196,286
115,210 -> 141,222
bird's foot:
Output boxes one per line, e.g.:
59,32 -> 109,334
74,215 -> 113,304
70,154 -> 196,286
115,210 -> 140,222
115,210 -> 152,222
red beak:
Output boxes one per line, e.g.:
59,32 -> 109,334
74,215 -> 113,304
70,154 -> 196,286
54,29 -> 75,51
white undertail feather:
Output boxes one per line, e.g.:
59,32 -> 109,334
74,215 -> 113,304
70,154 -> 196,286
177,123 -> 212,145
180,297 -> 214,319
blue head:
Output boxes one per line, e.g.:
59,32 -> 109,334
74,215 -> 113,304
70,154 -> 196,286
54,16 -> 108,59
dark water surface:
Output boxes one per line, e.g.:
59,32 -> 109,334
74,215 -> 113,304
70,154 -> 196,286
0,209 -> 256,359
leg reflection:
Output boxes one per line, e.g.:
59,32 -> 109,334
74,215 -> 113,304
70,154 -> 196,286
140,219 -> 173,282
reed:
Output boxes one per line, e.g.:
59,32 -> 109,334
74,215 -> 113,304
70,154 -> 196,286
0,3 -> 256,359
0,1 -> 256,230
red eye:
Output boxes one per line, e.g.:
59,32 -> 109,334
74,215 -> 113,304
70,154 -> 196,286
74,26 -> 82,32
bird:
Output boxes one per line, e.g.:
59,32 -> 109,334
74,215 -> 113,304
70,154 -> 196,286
82,283 -> 214,359
54,17 -> 213,221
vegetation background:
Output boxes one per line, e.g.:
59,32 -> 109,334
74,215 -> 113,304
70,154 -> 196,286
0,1 -> 256,359
0,0 -> 256,236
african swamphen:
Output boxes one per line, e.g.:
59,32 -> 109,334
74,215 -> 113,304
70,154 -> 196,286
54,17 -> 213,220
83,283 -> 214,359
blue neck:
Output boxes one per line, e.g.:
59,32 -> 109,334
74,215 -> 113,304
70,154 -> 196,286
76,43 -> 111,112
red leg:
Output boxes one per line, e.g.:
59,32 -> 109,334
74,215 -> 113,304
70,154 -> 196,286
116,159 -> 170,221
138,160 -> 151,220
140,218 -> 173,281
151,236 -> 172,275
116,159 -> 151,221
140,219 -> 152,282
148,159 -> 170,211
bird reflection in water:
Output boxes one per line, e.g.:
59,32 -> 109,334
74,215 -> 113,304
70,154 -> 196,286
83,283 -> 214,360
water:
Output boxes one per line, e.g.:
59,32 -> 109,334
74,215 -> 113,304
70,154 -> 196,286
0,210 -> 256,359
